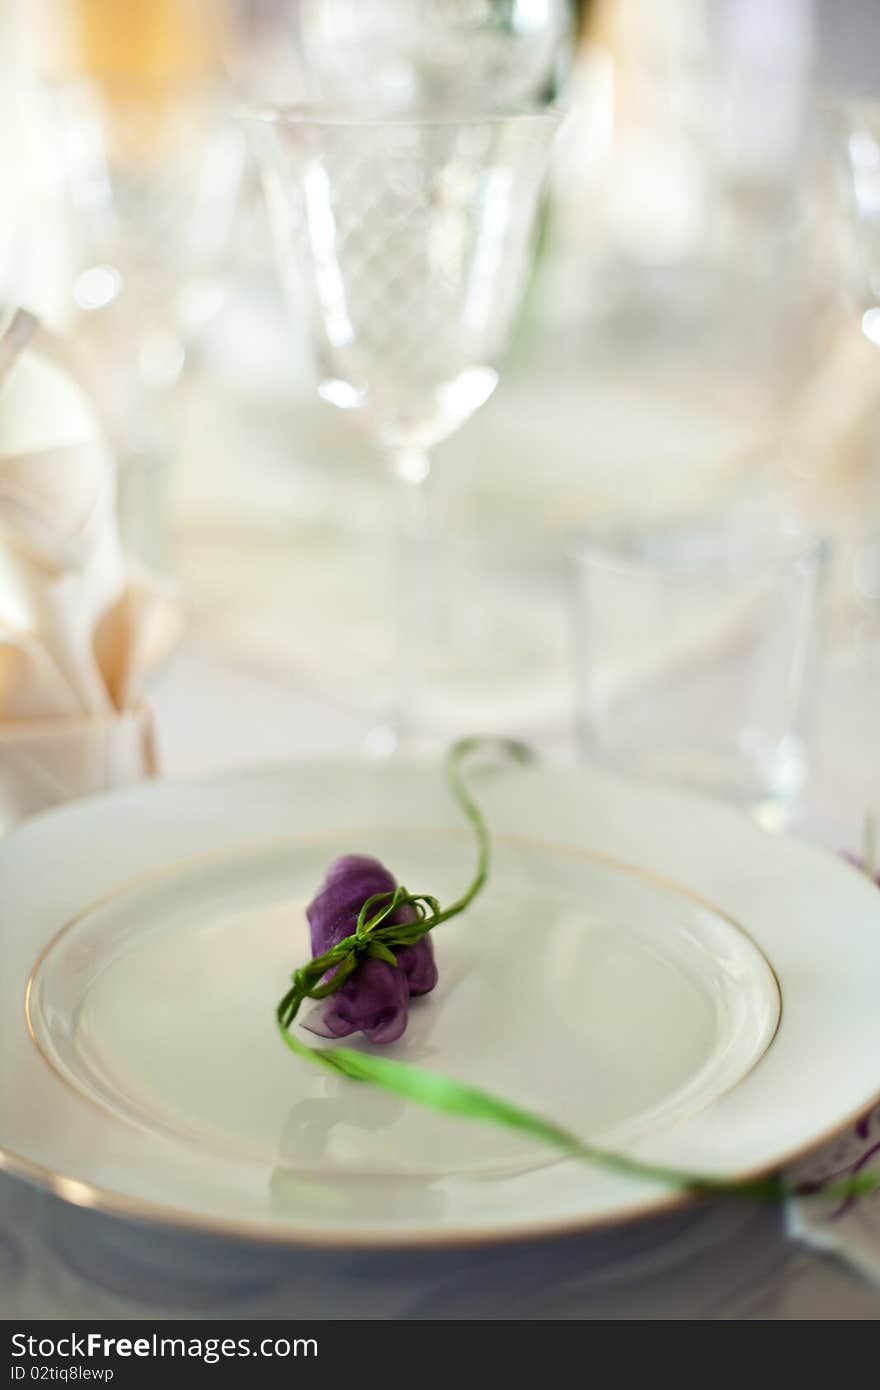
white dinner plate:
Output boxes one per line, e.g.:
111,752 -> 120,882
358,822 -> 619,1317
2,758 -> 880,1248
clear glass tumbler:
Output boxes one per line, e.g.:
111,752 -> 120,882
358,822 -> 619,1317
568,513 -> 829,826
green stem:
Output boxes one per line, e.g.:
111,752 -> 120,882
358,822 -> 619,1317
276,737 -> 528,1034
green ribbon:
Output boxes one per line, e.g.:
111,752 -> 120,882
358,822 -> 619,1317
277,739 -> 878,1206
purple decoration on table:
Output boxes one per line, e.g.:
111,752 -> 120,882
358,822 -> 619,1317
303,854 -> 437,1044
797,1108 -> 880,1221
841,851 -> 880,888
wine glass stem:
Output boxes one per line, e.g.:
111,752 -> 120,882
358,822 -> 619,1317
384,446 -> 432,751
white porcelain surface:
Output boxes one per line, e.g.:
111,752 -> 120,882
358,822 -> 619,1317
28,833 -> 778,1177
3,758 -> 880,1247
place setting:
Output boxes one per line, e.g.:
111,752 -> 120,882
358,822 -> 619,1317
2,0 -> 880,1329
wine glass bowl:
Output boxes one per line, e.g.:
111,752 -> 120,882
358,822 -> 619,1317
249,107 -> 559,454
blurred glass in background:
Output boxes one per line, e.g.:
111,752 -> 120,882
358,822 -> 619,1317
828,97 -> 880,633
2,0 -> 879,767
224,0 -> 576,108
569,513 -> 828,824
6,0 -> 245,568
177,1 -> 876,741
549,0 -> 834,406
296,0 -> 575,108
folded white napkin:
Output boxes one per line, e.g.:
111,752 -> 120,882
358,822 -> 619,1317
0,309 -> 181,823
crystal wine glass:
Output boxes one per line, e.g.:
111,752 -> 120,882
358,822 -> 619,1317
248,105 -> 560,749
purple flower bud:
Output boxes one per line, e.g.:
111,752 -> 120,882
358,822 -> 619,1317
396,940 -> 438,996
303,854 -> 437,1044
304,955 -> 411,1044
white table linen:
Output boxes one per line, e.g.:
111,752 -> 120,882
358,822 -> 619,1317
1,634 -> 879,1318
